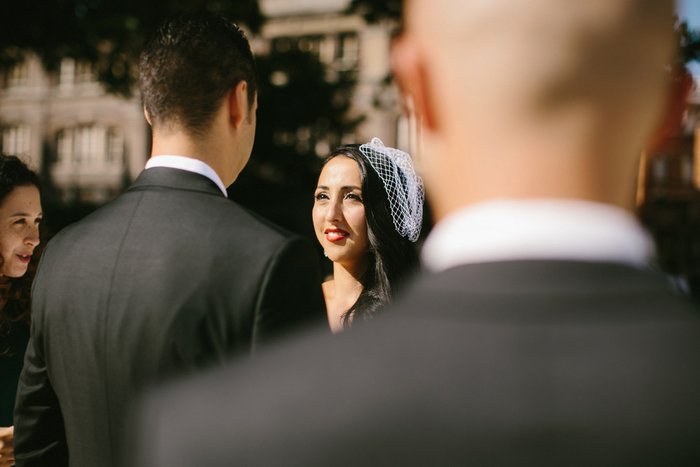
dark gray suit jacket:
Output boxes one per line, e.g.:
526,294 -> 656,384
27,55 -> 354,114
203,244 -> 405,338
135,260 -> 700,466
13,168 -> 327,467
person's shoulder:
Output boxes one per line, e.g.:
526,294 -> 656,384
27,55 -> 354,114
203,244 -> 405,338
45,187 -> 138,239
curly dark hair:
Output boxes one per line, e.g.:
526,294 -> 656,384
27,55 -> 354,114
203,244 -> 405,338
139,11 -> 257,138
0,154 -> 42,354
323,146 -> 421,328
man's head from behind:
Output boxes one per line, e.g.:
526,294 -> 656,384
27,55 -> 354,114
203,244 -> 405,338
393,0 -> 679,218
139,11 -> 257,138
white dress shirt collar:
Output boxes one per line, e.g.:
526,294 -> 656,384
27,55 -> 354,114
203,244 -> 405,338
421,199 -> 654,273
145,155 -> 228,198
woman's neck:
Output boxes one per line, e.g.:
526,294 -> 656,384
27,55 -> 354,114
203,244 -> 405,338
324,259 -> 367,333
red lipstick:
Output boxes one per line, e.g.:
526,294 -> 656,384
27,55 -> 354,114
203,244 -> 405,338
324,228 -> 349,242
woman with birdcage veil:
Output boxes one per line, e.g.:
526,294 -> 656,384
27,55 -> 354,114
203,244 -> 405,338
312,138 -> 425,332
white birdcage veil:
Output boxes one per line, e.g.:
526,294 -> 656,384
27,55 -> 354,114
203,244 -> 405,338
359,138 -> 424,242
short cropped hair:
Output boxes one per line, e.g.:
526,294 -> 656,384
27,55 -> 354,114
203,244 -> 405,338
139,11 -> 257,137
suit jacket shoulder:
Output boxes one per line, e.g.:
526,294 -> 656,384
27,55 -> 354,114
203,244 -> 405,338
135,261 -> 700,467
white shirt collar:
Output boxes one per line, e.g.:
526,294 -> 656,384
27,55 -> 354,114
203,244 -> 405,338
145,155 -> 228,198
421,199 -> 655,273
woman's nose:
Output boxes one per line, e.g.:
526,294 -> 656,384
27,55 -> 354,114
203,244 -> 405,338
326,199 -> 342,223
25,225 -> 40,248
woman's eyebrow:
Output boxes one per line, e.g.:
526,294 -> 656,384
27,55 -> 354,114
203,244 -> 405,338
315,185 -> 361,190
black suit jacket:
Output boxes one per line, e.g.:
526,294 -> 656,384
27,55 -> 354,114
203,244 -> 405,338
135,260 -> 700,466
13,168 -> 327,467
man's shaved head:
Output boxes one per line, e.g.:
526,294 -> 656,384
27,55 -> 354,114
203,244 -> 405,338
407,0 -> 674,129
394,0 -> 678,217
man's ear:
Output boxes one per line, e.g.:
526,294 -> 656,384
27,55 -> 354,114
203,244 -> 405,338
647,65 -> 693,154
229,81 -> 249,130
143,106 -> 152,126
391,35 -> 438,131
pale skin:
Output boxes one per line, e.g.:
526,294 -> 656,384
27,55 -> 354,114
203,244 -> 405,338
144,80 -> 257,187
0,186 -> 41,467
312,156 -> 369,333
392,0 -> 680,222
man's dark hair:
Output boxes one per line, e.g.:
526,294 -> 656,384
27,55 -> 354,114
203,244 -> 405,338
139,11 -> 257,137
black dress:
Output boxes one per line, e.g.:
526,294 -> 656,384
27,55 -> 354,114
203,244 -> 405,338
0,305 -> 30,426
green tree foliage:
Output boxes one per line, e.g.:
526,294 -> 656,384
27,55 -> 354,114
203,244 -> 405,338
347,0 -> 401,24
0,0 -> 262,97
229,45 -> 359,237
1,1 -> 360,239
679,20 -> 700,65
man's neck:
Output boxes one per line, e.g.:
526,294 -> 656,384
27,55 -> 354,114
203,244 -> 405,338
150,131 -> 233,186
424,133 -> 640,222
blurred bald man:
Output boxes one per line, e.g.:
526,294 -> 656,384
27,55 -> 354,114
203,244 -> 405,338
133,1 -> 700,466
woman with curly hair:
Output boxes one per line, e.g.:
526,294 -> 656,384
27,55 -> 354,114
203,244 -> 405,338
312,138 -> 424,332
0,155 -> 42,466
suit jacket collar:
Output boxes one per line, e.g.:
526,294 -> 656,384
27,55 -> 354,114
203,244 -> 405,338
127,167 -> 225,198
416,260 -> 670,296
385,260 -> 692,326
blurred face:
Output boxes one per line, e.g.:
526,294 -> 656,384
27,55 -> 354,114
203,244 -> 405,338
313,156 -> 369,269
0,185 -> 42,277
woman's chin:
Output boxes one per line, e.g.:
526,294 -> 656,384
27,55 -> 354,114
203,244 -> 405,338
3,267 -> 28,278
327,252 -> 366,271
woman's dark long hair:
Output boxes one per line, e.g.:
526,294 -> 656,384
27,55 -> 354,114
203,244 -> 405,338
323,145 -> 421,328
0,155 -> 42,353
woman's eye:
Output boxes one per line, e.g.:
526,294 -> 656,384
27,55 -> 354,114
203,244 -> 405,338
315,193 -> 329,201
14,219 -> 26,225
346,193 -> 363,202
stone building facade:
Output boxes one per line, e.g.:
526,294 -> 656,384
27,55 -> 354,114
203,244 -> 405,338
0,55 -> 148,203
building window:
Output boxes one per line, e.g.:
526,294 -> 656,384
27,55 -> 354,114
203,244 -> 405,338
298,37 -> 322,56
57,125 -> 124,166
273,36 -> 323,58
107,129 -> 124,164
75,60 -> 97,84
2,125 -> 31,155
652,156 -> 668,185
5,61 -> 28,88
338,33 -> 359,71
319,36 -> 337,66
59,59 -> 75,88
56,129 -> 72,163
76,126 -> 105,165
59,58 -> 97,87
681,153 -> 693,187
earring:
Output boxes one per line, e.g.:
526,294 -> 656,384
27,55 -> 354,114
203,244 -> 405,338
323,250 -> 328,258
